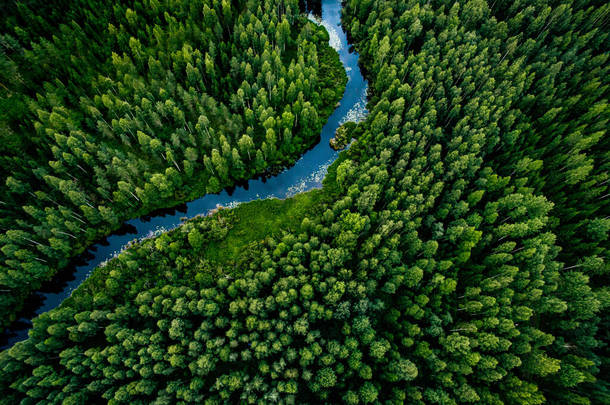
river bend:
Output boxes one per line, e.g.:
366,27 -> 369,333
1,0 -> 368,349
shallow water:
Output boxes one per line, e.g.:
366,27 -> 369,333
0,0 -> 368,350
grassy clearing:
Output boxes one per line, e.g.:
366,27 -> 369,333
201,190 -> 325,264
199,149 -> 347,269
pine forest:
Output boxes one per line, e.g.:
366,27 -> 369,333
0,0 -> 608,404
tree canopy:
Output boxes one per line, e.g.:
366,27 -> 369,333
1,0 -> 608,403
0,0 -> 346,328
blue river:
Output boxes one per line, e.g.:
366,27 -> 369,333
1,0 -> 368,349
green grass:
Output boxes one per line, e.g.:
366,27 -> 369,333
202,190 -> 325,265
199,149 -> 347,267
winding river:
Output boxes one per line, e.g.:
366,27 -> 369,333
1,0 -> 368,350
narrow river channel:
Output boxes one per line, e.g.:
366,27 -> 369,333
1,0 -> 368,350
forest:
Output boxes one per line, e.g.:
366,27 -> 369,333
1,0 -> 609,404
0,0 -> 345,328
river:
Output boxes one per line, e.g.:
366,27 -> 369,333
0,0 -> 368,350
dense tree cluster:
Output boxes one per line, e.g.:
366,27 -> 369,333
0,0 -> 608,404
0,0 -> 346,328
341,0 -> 609,401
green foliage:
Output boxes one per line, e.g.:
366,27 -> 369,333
1,0 -> 608,403
330,121 -> 357,150
200,188 -> 330,266
0,0 -> 346,327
